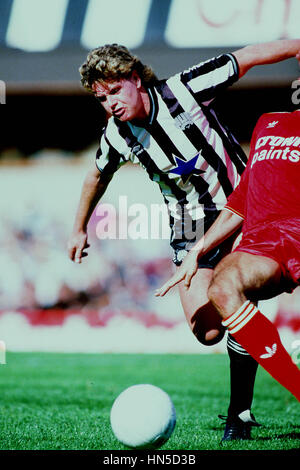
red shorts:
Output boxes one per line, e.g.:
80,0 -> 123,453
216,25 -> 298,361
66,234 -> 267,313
234,218 -> 300,290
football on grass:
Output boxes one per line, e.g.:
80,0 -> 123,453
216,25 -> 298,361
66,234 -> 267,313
110,384 -> 176,449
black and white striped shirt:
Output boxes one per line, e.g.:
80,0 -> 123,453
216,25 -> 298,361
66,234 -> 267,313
96,53 -> 247,248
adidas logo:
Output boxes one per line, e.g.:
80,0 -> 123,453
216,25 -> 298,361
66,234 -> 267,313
260,343 -> 277,359
266,121 -> 278,128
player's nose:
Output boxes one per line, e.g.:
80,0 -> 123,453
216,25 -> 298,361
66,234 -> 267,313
107,95 -> 117,110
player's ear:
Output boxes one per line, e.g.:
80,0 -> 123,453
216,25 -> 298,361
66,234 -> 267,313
131,71 -> 142,89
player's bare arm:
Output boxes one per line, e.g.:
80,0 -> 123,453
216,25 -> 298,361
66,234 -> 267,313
155,210 -> 243,297
68,165 -> 109,263
233,39 -> 300,78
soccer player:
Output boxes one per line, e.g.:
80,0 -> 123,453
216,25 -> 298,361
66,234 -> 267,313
68,40 -> 300,440
155,109 -> 300,403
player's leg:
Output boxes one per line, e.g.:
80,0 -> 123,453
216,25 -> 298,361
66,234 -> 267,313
177,267 -> 224,345
178,265 -> 260,438
208,251 -> 300,401
208,251 -> 282,314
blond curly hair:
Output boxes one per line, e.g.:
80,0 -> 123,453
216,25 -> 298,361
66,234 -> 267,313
79,44 -> 157,92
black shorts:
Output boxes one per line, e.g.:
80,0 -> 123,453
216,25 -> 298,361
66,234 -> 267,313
171,214 -> 239,269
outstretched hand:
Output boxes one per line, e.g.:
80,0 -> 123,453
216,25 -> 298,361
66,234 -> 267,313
67,231 -> 90,264
155,249 -> 200,297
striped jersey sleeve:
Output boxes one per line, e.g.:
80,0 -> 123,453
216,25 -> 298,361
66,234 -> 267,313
180,53 -> 239,104
95,124 -> 131,179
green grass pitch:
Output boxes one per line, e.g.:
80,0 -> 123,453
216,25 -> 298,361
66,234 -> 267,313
0,352 -> 299,451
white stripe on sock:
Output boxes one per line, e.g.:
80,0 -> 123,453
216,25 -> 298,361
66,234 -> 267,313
222,301 -> 259,334
227,335 -> 250,355
230,306 -> 258,334
222,300 -> 251,328
228,304 -> 257,331
222,301 -> 255,330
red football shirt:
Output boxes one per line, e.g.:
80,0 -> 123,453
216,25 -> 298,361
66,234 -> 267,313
225,110 -> 300,233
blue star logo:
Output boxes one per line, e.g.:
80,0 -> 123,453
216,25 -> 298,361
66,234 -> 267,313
169,154 -> 205,184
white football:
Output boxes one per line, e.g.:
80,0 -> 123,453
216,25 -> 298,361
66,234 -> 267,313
110,384 -> 176,449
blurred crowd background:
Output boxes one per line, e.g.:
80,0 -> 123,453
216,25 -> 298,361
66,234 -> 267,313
0,156 -> 174,316
0,0 -> 300,353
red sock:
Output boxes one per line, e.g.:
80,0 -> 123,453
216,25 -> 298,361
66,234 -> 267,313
222,301 -> 300,402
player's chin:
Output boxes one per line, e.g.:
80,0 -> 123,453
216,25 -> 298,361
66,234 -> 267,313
114,109 -> 128,121
117,109 -> 138,122
118,114 -> 131,122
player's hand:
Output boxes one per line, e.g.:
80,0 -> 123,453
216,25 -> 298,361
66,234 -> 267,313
154,249 -> 200,297
67,231 -> 90,263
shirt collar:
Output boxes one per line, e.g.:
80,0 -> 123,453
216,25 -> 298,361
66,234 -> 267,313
147,87 -> 156,125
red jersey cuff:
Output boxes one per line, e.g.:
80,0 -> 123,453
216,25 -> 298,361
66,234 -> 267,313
224,205 -> 245,219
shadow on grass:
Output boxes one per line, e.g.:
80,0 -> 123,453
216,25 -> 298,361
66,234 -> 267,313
256,430 -> 300,441
210,422 -> 300,447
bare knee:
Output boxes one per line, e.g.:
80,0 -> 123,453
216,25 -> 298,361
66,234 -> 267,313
178,268 -> 225,346
207,272 -> 243,317
189,302 -> 226,346
198,327 -> 225,346
207,279 -> 231,310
